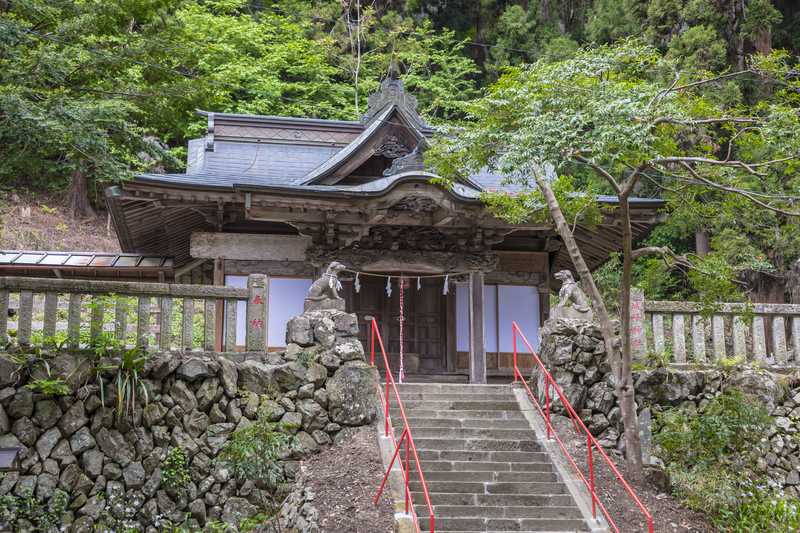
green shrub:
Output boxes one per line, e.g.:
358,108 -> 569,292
655,389 -> 770,470
161,447 -> 191,490
654,389 -> 790,524
218,418 -> 296,490
716,492 -> 800,533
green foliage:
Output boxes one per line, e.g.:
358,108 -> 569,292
478,174 -> 603,228
114,347 -> 148,421
218,418 -> 297,489
0,488 -> 68,532
161,447 -> 191,490
654,389 -> 774,517
655,389 -> 770,468
25,377 -> 70,396
716,492 -> 800,533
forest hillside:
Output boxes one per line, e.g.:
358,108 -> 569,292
1,0 -> 798,303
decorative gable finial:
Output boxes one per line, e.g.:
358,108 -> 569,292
362,60 -> 427,129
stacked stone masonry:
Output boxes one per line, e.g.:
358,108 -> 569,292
0,308 -> 377,532
539,316 -> 800,495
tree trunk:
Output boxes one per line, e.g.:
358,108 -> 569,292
695,230 -> 710,257
533,171 -> 643,477
617,195 -> 644,475
67,168 -> 96,219
532,173 -> 617,361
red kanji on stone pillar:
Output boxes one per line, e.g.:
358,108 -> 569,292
246,274 -> 269,352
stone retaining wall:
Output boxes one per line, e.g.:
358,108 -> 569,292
0,309 -> 376,532
539,317 -> 800,495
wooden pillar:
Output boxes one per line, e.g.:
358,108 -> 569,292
214,257 -> 225,352
445,290 -> 457,373
538,287 -> 550,325
469,272 -> 486,384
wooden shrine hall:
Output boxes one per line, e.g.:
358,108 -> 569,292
104,69 -> 663,383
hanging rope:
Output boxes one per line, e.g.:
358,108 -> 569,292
342,268 -> 474,280
398,275 -> 405,383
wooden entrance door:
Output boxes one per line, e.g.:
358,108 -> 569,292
352,276 -> 447,373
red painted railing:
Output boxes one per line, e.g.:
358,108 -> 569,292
512,321 -> 654,533
371,318 -> 435,533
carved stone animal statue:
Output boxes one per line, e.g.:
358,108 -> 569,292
552,270 -> 594,321
304,262 -> 347,311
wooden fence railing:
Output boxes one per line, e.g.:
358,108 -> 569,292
0,275 -> 269,352
630,290 -> 800,366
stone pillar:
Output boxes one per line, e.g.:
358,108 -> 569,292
246,274 -> 269,352
630,288 -> 647,359
213,257 -> 225,352
469,272 -> 486,384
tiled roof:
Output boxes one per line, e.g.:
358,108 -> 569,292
0,251 -> 172,269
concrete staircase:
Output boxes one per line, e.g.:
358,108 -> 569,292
392,383 -> 589,533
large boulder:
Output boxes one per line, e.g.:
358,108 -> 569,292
237,360 -> 277,394
724,368 -> 786,410
325,363 -> 378,426
286,316 -> 314,346
634,368 -> 706,405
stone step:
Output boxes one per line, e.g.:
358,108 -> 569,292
418,450 -> 550,463
408,481 -> 568,495
402,427 -> 539,440
399,400 -> 521,411
390,409 -> 527,420
405,417 -> 532,429
420,460 -> 553,473
432,517 -> 589,531
410,470 -> 558,483
411,492 -> 578,507
414,438 -> 541,452
398,392 -> 518,402
397,383 -> 510,393
423,505 -> 583,520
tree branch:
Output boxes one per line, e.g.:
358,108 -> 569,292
675,161 -> 800,216
651,117 -> 761,126
572,155 -> 622,194
670,70 -> 754,92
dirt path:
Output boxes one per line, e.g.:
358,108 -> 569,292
301,425 -> 394,533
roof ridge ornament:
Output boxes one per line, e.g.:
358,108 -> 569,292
383,142 -> 425,176
362,62 -> 427,129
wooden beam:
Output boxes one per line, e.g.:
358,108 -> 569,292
191,232 -> 311,261
469,272 -> 487,384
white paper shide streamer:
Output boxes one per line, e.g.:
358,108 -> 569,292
385,276 -> 392,297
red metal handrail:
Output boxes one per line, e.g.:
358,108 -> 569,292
370,318 -> 435,533
512,321 -> 654,533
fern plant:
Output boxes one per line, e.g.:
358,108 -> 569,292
25,377 -> 69,396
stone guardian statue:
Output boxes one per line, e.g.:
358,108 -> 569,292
304,261 -> 347,311
551,270 -> 594,321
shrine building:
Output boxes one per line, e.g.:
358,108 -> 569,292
21,72 -> 662,382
